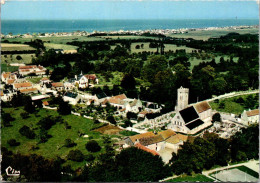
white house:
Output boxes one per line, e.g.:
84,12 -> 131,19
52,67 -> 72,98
75,74 -> 99,89
51,82 -> 64,91
241,109 -> 259,125
1,72 -> 17,83
63,92 -> 81,105
193,101 -> 212,121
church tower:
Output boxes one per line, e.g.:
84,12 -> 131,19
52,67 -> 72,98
176,86 -> 189,111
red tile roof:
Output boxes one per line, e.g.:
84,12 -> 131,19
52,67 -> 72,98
13,82 -> 32,88
134,143 -> 159,156
7,79 -> 15,84
41,77 -> 49,81
108,94 -> 127,104
2,72 -> 11,79
20,88 -> 38,93
42,101 -> 49,106
19,65 -> 37,70
246,109 -> 259,117
1,91 -> 4,96
51,82 -> 64,87
84,74 -> 97,80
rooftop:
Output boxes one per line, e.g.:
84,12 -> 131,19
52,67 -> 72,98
246,109 -> 259,117
179,106 -> 199,123
129,132 -> 155,143
157,129 -> 176,140
194,101 -> 211,113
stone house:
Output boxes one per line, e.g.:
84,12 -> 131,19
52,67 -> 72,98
241,109 -> 259,125
51,82 -> 64,91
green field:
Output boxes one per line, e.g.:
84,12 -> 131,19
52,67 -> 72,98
1,54 -> 35,64
189,55 -> 239,70
130,42 -> 198,53
168,28 -> 259,41
1,64 -> 19,72
209,93 -> 259,115
1,107 -> 111,170
44,43 -> 78,50
167,174 -> 214,182
96,35 -> 158,40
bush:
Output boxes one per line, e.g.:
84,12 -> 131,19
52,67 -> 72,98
7,139 -> 20,146
37,116 -> 57,130
85,154 -> 95,162
1,113 -> 14,127
19,125 -> 36,139
64,139 -> 76,148
85,140 -> 101,152
107,115 -> 116,125
67,150 -> 84,162
212,113 -> 221,123
20,112 -> 29,119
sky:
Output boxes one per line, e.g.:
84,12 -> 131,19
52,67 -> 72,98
1,1 -> 259,20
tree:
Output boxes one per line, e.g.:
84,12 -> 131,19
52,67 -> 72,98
141,44 -> 144,49
135,45 -> 140,49
1,113 -> 14,127
37,116 -> 57,130
58,101 -> 71,115
64,139 -> 77,148
19,125 -> 35,139
24,96 -> 35,113
7,139 -> 20,146
121,73 -> 136,90
67,150 -> 84,162
38,129 -> 51,143
107,115 -> 116,125
16,55 -> 22,60
212,113 -> 221,123
20,111 -> 30,119
123,119 -> 133,127
85,140 -> 101,152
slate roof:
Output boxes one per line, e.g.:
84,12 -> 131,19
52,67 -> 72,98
139,135 -> 164,146
134,143 -> 159,156
179,106 -> 199,123
157,129 -> 176,140
246,109 -> 259,117
185,119 -> 204,130
194,101 -> 211,113
96,92 -> 107,99
65,92 -> 78,98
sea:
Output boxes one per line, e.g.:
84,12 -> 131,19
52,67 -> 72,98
1,19 -> 259,35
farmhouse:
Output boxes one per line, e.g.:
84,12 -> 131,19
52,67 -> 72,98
241,109 -> 259,125
51,82 -> 64,91
18,65 -> 46,76
1,72 -> 17,83
75,73 -> 99,89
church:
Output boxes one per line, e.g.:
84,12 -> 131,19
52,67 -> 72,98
167,86 -> 212,134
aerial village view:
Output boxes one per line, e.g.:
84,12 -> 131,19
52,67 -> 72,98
0,0 -> 259,182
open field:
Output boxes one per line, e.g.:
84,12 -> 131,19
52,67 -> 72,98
1,54 -> 35,64
167,174 -> 214,182
209,93 -> 258,115
189,55 -> 239,70
168,28 -> 259,41
1,43 -> 36,51
96,35 -> 158,40
1,107 -> 109,170
1,64 -> 19,72
131,42 -> 197,53
44,43 -> 78,50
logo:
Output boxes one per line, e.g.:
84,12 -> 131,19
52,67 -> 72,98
5,166 -> 20,176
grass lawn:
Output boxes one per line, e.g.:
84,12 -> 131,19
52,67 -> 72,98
1,54 -> 35,65
209,93 -> 258,115
1,107 -> 109,170
1,43 -> 36,51
1,64 -> 19,72
26,77 -> 43,84
167,174 -> 214,182
44,43 -> 78,50
168,28 -> 259,41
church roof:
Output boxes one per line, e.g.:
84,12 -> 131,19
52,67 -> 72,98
194,101 -> 211,113
185,119 -> 204,130
179,106 -> 199,123
246,109 -> 259,117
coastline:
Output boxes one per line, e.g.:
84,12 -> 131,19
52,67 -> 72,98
1,25 -> 259,39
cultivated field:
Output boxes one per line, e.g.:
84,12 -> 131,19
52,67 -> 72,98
167,174 -> 214,182
44,43 -> 78,51
1,43 -> 36,51
168,28 -> 259,41
1,64 -> 19,72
